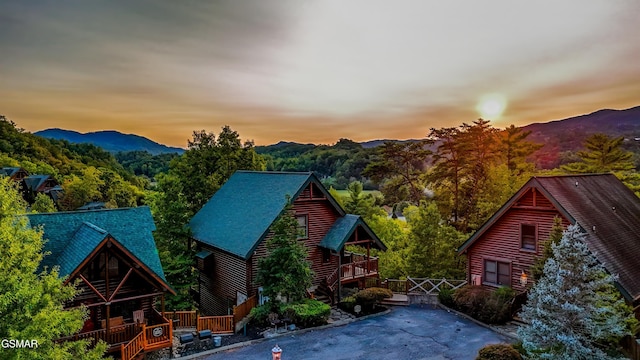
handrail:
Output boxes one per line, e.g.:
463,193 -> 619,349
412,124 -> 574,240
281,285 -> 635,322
120,325 -> 145,360
233,296 -> 257,324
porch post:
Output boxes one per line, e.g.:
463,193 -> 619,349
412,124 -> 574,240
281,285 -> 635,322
366,242 -> 370,274
161,292 -> 166,318
105,303 -> 110,341
337,248 -> 342,303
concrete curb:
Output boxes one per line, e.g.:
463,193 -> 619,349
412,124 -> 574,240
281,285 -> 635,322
181,308 -> 393,360
436,303 -> 520,341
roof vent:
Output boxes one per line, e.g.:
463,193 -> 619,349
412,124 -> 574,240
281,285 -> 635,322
575,181 -> 579,187
612,206 -> 616,211
592,225 -> 596,232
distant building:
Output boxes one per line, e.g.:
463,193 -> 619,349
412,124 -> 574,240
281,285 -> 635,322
0,166 -> 29,181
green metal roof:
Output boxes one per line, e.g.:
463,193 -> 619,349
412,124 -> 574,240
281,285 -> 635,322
26,207 -> 169,287
319,214 -> 387,251
56,222 -> 109,277
189,171 -> 345,259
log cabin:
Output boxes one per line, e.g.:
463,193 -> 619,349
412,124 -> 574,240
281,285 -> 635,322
458,174 -> 640,317
0,166 -> 29,181
26,207 -> 175,356
189,171 -> 387,315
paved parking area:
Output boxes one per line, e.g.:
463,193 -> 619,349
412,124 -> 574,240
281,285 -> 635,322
200,304 -> 511,360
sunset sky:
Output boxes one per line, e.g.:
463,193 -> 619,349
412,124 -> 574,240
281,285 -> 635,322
1,1 -> 639,147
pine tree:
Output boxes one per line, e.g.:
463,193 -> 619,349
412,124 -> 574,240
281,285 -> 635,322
518,224 -> 636,359
561,133 -> 634,173
256,200 -> 313,305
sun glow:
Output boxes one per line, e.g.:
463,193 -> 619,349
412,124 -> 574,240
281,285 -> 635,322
476,94 -> 507,120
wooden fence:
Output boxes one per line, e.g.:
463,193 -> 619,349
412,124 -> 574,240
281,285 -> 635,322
197,315 -> 234,333
233,295 -> 257,324
382,277 -> 467,295
169,295 -> 256,335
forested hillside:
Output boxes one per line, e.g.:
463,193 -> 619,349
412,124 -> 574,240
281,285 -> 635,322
0,115 -> 145,210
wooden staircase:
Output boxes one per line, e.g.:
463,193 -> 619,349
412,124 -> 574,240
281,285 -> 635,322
313,281 -> 334,305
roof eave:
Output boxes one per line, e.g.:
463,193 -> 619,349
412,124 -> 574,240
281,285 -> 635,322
457,177 -> 576,254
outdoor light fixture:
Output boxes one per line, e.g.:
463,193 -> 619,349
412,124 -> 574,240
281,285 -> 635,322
520,271 -> 528,287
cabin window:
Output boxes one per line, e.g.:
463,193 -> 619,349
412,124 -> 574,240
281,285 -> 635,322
484,259 -> 510,286
296,215 -> 308,239
108,256 -> 119,278
521,224 -> 537,251
322,248 -> 331,263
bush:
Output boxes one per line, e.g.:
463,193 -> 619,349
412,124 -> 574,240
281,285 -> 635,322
249,303 -> 280,327
339,295 -> 356,313
354,287 -> 393,312
438,288 -> 455,308
283,299 -> 331,327
453,286 -> 515,324
476,344 -> 522,360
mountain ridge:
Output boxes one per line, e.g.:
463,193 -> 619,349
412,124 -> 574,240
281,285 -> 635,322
35,128 -> 185,155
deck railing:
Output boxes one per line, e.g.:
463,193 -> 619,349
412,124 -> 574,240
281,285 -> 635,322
197,315 -> 234,333
171,310 -> 198,328
144,322 -> 172,349
233,295 -> 257,324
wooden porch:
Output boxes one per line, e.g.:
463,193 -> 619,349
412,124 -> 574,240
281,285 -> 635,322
324,254 -> 380,303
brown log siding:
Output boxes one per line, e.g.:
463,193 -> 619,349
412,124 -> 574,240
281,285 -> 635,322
198,244 -> 247,315
248,184 -> 341,297
467,188 -> 570,293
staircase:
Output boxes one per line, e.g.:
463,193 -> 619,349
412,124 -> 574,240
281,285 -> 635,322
313,281 -> 334,305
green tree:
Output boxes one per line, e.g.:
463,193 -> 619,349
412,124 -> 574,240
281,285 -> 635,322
404,201 -> 466,278
364,140 -> 431,204
0,177 -> 106,360
31,193 -> 57,213
428,127 -> 466,225
518,224 -> 637,359
256,201 -> 313,305
562,133 -> 634,173
366,214 -> 410,279
500,125 -> 542,176
343,181 -> 385,220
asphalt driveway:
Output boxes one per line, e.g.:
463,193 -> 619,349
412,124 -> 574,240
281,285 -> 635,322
199,304 -> 511,360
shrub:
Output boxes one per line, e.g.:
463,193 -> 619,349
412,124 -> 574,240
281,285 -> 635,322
339,295 -> 356,313
354,287 -> 393,312
249,303 -> 279,327
453,285 -> 515,324
476,344 -> 522,360
283,299 -> 331,327
438,288 -> 455,308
